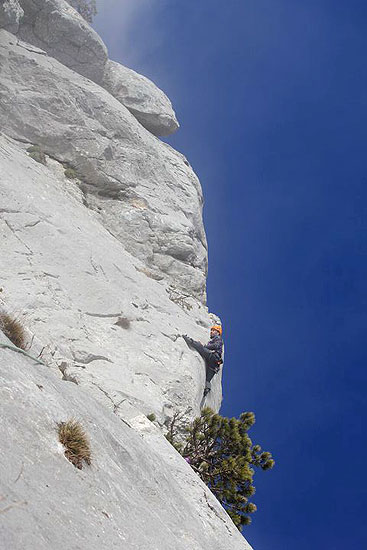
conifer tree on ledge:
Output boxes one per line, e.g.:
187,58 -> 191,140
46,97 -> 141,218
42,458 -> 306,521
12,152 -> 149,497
166,407 -> 275,530
68,0 -> 97,23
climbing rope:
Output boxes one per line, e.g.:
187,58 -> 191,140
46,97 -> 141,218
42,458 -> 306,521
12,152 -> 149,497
0,343 -> 47,366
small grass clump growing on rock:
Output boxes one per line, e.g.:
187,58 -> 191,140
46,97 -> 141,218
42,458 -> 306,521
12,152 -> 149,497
58,419 -> 91,470
27,145 -> 46,165
0,313 -> 27,350
64,167 -> 78,180
146,413 -> 156,422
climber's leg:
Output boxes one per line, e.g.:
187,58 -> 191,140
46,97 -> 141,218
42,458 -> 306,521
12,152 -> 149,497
182,335 -> 219,397
189,340 -> 213,362
203,364 -> 217,396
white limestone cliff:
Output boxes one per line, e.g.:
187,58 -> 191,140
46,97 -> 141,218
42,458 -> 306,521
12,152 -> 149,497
0,30 -> 206,302
0,333 -> 251,550
0,130 -> 220,424
0,6 -> 253,549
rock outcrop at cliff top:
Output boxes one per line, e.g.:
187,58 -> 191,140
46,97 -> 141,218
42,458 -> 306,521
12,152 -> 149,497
17,0 -> 108,82
103,60 -> 180,136
0,6 -> 253,549
0,31 -> 205,302
0,0 -> 23,32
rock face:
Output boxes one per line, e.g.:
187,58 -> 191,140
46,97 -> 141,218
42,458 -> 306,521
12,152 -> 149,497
17,0 -> 108,82
0,132 -> 221,429
103,60 -> 180,136
0,0 -> 23,32
0,30 -> 207,302
0,336 -> 252,550
0,8 -> 253,549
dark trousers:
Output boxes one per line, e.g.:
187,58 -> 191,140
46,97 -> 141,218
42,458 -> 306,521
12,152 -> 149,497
190,340 -> 219,390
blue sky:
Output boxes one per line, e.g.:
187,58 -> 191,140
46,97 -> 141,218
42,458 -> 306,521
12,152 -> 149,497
95,2 -> 367,548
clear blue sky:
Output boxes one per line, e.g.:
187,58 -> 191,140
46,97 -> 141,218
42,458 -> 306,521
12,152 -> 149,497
95,2 -> 367,548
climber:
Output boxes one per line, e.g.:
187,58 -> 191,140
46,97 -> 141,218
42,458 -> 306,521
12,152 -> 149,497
182,325 -> 223,397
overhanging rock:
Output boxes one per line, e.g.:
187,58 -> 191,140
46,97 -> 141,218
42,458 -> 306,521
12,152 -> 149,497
103,59 -> 180,137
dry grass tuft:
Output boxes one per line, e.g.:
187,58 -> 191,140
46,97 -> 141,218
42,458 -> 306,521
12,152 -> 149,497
58,419 -> 91,470
27,145 -> 46,165
64,167 -> 78,180
0,313 -> 27,350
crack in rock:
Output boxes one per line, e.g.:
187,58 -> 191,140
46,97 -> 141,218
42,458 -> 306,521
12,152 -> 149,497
135,372 -> 158,386
143,352 -> 165,367
85,312 -> 121,318
203,492 -> 233,536
72,353 -> 113,365
4,219 -> 33,254
90,382 -> 131,425
162,332 -> 180,342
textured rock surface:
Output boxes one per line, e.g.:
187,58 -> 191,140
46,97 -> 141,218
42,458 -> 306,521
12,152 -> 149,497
0,0 -> 23,32
0,338 -> 252,550
0,11 -> 253,549
17,0 -> 108,82
103,60 -> 180,136
0,30 -> 207,302
0,133 -> 221,428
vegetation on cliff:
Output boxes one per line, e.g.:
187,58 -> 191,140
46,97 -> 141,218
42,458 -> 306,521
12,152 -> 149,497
0,313 -> 27,350
58,419 -> 92,469
167,407 -> 274,531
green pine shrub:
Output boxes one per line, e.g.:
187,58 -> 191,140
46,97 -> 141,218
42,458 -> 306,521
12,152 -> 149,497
166,407 -> 274,531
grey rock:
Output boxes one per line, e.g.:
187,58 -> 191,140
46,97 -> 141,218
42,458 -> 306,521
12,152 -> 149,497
0,133 -> 221,433
103,59 -> 180,136
17,0 -> 108,82
0,337 -> 252,550
0,0 -> 23,32
0,30 -> 207,301
0,13 -> 248,548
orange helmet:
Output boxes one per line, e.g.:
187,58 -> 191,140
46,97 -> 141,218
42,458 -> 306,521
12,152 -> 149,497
211,325 -> 222,335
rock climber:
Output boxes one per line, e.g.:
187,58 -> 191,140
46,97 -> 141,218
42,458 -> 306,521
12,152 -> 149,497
182,325 -> 223,397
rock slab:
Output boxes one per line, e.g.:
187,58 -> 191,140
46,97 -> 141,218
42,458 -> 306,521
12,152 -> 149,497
103,59 -> 180,136
0,336 -> 252,550
0,133 -> 222,431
